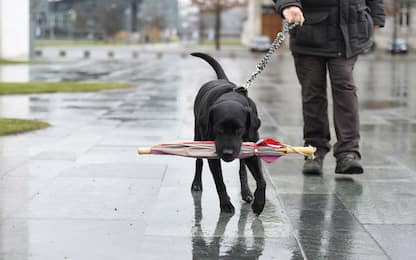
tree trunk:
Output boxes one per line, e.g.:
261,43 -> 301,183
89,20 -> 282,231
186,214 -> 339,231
214,0 -> 221,50
131,1 -> 138,33
199,10 -> 205,43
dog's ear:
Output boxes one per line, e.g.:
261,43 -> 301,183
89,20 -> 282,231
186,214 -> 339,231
203,106 -> 216,140
245,107 -> 261,141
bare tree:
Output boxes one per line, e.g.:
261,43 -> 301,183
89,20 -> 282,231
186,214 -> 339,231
95,0 -> 125,40
192,0 -> 247,50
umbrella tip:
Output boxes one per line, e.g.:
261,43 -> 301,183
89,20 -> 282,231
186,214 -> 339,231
306,146 -> 317,160
138,147 -> 152,155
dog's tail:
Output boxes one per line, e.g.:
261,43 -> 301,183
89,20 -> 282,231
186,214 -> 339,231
190,52 -> 228,80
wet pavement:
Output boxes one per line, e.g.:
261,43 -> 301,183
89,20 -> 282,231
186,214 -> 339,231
0,46 -> 415,259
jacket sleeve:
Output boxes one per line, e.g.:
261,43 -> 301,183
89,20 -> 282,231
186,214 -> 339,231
272,0 -> 302,18
366,0 -> 386,27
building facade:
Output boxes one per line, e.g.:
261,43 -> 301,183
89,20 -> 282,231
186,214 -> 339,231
139,0 -> 179,41
241,0 -> 281,45
198,6 -> 246,41
31,0 -> 179,42
382,0 -> 416,50
0,0 -> 30,60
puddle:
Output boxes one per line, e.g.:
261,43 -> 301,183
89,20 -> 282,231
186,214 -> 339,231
65,105 -> 111,110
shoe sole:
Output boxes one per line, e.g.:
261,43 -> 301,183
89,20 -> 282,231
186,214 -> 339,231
335,165 -> 364,174
302,168 -> 323,175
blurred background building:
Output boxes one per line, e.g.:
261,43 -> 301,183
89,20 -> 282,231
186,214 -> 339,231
0,0 -> 30,60
140,0 -> 179,42
242,0 -> 281,45
382,0 -> 416,53
28,0 -> 416,51
1,0 -> 416,60
31,0 -> 179,42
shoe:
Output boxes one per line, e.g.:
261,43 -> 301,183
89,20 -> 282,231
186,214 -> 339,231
302,157 -> 324,175
335,152 -> 363,174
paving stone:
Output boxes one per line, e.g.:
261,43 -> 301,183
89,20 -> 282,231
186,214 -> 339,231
365,224 -> 416,260
139,163 -> 304,259
9,178 -> 161,220
0,219 -> 146,260
5,160 -> 74,178
58,162 -> 166,180
279,194 -> 389,260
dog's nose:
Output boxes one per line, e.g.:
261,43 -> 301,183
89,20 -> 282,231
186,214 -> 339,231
221,149 -> 235,162
222,149 -> 234,156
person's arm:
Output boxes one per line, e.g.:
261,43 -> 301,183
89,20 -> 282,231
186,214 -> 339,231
273,0 -> 304,24
366,0 -> 386,28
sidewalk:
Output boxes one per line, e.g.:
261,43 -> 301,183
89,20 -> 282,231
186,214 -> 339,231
0,51 -> 415,259
33,42 -> 416,61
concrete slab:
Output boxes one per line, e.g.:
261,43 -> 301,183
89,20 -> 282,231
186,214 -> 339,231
0,219 -> 147,260
365,224 -> 416,260
9,177 -> 162,220
137,162 -> 304,259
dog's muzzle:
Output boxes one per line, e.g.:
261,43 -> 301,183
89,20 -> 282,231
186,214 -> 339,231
221,149 -> 235,162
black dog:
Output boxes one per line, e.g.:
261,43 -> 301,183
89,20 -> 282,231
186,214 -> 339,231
190,52 -> 266,215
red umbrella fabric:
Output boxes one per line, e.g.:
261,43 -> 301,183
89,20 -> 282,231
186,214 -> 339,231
138,138 -> 316,163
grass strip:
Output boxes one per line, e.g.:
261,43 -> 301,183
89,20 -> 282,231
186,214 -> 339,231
0,59 -> 32,65
197,39 -> 242,46
0,82 -> 131,95
0,118 -> 49,136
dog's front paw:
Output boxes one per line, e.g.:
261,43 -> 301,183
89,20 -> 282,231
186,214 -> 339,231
220,202 -> 235,214
191,182 -> 203,192
251,199 -> 265,216
241,190 -> 253,203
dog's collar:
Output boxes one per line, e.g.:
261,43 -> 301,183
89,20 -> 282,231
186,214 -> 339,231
233,86 -> 248,96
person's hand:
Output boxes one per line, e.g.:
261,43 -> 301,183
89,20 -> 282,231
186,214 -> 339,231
373,25 -> 380,32
282,6 -> 304,25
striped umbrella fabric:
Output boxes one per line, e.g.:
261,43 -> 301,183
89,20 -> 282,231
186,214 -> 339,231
138,138 -> 316,163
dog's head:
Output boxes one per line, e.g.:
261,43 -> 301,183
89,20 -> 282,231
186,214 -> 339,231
206,101 -> 261,162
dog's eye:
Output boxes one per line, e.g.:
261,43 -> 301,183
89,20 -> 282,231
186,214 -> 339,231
235,128 -> 244,135
215,128 -> 224,134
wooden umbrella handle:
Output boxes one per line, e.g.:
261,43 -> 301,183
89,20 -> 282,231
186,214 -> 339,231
275,146 -> 316,156
138,147 -> 152,154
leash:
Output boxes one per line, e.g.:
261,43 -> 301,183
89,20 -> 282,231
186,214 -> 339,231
240,21 -> 300,91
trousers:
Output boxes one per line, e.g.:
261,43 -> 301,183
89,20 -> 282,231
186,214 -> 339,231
293,54 -> 360,158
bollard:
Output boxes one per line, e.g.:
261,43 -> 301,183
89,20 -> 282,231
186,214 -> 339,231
108,51 -> 114,58
84,50 -> 90,59
35,50 -> 42,57
132,51 -> 139,59
229,52 -> 236,59
180,52 -> 187,58
156,52 -> 163,59
59,50 -> 66,57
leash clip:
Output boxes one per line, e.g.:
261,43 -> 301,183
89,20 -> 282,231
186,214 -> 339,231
233,86 -> 248,95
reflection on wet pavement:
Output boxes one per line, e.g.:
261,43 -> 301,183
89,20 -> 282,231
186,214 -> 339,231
0,51 -> 415,259
190,193 -> 265,259
136,160 -> 302,259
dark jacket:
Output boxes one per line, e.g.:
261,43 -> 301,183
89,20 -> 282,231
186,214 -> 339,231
273,0 -> 385,58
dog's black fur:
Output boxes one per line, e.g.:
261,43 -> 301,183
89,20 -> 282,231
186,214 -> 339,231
190,52 -> 266,215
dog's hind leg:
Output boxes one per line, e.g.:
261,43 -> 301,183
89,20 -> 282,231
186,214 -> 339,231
208,159 -> 235,214
191,126 -> 203,192
245,157 -> 266,215
239,160 -> 253,203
